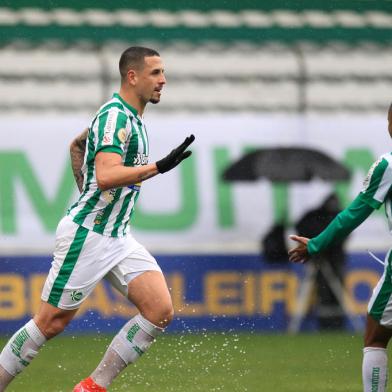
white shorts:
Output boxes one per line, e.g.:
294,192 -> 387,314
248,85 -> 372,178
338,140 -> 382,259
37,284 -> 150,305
368,248 -> 392,327
41,215 -> 162,310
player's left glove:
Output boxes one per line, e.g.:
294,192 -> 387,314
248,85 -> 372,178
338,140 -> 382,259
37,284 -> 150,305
156,134 -> 195,174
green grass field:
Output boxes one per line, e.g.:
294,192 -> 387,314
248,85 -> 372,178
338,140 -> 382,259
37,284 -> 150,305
0,333 -> 376,391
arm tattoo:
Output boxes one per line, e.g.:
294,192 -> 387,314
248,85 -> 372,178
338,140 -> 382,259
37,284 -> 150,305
138,172 -> 156,181
70,128 -> 88,193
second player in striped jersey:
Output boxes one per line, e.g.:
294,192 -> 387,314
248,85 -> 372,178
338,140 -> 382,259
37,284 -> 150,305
289,103 -> 392,392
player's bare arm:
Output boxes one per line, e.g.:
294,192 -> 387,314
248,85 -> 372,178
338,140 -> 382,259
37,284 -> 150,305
288,235 -> 310,263
95,134 -> 195,191
70,128 -> 88,192
95,152 -> 159,190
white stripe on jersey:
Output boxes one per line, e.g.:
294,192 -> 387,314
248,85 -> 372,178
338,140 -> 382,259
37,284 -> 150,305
102,109 -> 119,146
374,154 -> 392,203
118,193 -> 138,236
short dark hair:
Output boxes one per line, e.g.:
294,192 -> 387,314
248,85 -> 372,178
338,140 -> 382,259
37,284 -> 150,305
119,46 -> 160,81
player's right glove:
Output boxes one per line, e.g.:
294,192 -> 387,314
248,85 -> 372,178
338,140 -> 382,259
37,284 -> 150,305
156,134 -> 195,174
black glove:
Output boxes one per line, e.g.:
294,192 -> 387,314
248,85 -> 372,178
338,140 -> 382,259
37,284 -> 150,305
156,134 -> 195,173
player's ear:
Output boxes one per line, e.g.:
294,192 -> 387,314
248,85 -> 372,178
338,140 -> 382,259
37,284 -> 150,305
127,69 -> 137,86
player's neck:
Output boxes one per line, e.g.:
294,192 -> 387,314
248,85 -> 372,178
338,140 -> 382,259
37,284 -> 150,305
118,88 -> 146,116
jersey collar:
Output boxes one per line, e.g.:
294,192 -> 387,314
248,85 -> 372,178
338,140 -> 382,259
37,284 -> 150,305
113,93 -> 139,118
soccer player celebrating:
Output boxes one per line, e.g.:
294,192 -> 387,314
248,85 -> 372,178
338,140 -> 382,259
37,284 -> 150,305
0,47 -> 195,391
289,103 -> 392,392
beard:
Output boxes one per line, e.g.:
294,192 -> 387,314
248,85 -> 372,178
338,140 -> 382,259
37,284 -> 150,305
149,97 -> 160,104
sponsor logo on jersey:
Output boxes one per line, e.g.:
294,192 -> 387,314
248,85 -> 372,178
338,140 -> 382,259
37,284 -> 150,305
102,134 -> 112,145
362,157 -> 382,192
102,189 -> 116,203
102,110 -> 118,145
133,153 -> 148,166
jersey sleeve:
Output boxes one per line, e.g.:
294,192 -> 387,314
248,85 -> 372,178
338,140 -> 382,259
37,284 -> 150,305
307,194 -> 374,255
95,109 -> 130,156
358,156 -> 392,209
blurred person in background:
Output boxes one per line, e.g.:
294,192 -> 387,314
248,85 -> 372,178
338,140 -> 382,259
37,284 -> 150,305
295,193 -> 347,330
0,46 -> 195,392
289,103 -> 392,392
261,222 -> 288,264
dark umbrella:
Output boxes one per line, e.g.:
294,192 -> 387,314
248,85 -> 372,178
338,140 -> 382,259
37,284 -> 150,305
223,147 -> 350,182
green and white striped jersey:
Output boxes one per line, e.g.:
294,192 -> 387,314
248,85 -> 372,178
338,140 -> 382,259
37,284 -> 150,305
360,153 -> 392,230
68,93 -> 149,237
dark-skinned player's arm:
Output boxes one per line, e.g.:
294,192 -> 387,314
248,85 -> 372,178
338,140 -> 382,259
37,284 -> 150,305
289,156 -> 392,263
70,128 -> 89,193
288,195 -> 375,263
95,135 -> 195,191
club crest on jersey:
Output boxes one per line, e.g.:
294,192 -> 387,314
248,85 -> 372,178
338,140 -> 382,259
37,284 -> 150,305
133,153 -> 148,166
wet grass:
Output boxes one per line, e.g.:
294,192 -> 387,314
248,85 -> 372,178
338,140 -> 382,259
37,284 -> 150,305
0,332 -> 371,391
